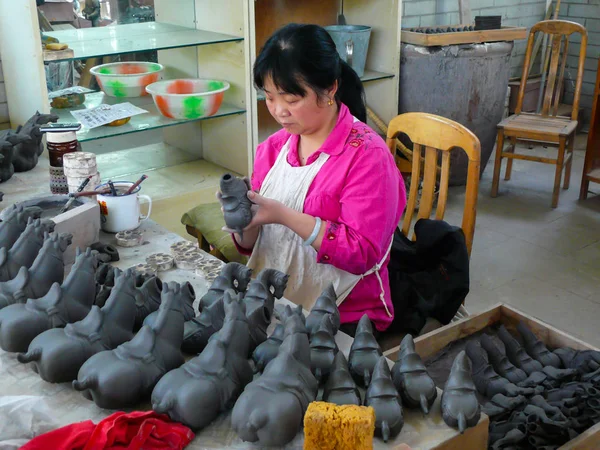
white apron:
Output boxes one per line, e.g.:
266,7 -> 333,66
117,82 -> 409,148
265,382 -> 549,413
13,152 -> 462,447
247,135 -> 393,316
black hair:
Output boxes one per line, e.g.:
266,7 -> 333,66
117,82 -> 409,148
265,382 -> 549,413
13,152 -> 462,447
253,23 -> 367,123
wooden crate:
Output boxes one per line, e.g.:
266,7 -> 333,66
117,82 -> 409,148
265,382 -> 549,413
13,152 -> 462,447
401,26 -> 527,47
386,303 -> 600,450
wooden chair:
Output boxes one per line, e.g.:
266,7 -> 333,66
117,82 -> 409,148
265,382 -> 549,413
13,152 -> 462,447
491,20 -> 588,208
386,112 -> 481,256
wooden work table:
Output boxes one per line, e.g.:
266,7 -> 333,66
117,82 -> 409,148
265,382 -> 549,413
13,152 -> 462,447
0,219 -> 488,449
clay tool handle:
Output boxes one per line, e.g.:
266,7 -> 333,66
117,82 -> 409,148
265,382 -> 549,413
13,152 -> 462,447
125,174 -> 148,195
71,189 -> 111,197
60,176 -> 92,213
107,180 -> 118,196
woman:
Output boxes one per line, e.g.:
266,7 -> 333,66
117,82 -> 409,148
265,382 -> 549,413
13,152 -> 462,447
221,23 -> 406,335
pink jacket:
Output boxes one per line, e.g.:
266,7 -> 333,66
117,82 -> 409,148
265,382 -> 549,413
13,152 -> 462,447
237,103 -> 406,331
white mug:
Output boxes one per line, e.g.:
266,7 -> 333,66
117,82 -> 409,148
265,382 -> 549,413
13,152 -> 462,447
95,181 -> 152,233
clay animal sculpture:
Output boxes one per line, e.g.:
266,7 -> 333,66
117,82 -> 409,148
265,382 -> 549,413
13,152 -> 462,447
252,323 -> 284,373
142,281 -> 195,329
481,393 -> 527,418
73,282 -> 188,409
0,133 -> 31,182
516,322 -> 562,368
497,325 -> 544,375
218,173 -> 253,238
348,314 -> 383,387
275,303 -> 305,325
441,350 -> 481,434
11,111 -> 58,172
133,275 -> 164,329
309,314 -> 339,383
198,262 -> 252,310
94,264 -> 122,307
182,294 -> 226,354
490,428 -> 527,450
530,395 -> 568,421
0,217 -> 55,281
0,232 -> 72,309
489,422 -> 527,446
231,330 -> 318,447
554,348 -> 600,374
152,290 -> 254,430
322,351 -> 362,406
365,357 -> 404,442
0,247 -> 96,353
18,268 -> 140,383
465,341 -> 534,398
391,334 -> 437,414
542,365 -> 579,383
305,283 -> 340,335
0,204 -> 43,250
480,333 -> 527,384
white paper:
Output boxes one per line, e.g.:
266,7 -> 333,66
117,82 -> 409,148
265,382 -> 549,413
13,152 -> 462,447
70,103 -> 148,129
48,86 -> 94,99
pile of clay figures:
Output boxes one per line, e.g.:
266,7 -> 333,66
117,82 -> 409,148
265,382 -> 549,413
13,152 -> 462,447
462,323 -> 600,449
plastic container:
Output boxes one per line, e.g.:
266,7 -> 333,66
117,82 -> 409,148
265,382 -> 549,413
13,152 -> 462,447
90,62 -> 164,98
46,131 -> 81,195
146,79 -> 230,120
324,25 -> 372,77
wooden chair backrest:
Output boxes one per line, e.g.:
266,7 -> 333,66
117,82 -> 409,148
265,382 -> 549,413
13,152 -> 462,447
517,20 -> 588,120
386,112 -> 481,255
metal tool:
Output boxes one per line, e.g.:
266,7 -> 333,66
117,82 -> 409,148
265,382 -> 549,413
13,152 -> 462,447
107,180 -> 118,196
60,175 -> 92,213
125,174 -> 148,195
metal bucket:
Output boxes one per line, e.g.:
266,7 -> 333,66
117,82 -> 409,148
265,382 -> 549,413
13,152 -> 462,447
325,25 -> 372,77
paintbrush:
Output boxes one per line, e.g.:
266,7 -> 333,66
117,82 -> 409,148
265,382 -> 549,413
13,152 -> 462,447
60,176 -> 92,213
107,180 -> 118,196
125,174 -> 148,195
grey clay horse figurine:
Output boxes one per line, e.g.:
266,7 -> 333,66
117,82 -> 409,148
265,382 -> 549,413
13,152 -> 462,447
142,281 -> 195,329
198,262 -> 252,310
18,268 -> 141,383
309,314 -> 339,384
218,173 -> 253,238
348,314 -> 383,387
0,247 -> 97,353
305,283 -> 340,335
10,111 -> 59,172
0,232 -> 72,309
73,281 -> 189,409
152,290 -> 254,430
0,204 -> 43,250
0,217 -> 55,281
322,351 -> 362,406
0,132 -> 31,182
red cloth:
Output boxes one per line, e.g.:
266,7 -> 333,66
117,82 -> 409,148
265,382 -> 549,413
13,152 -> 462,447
20,411 -> 195,450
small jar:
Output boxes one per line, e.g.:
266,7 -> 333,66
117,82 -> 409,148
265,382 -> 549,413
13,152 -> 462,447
46,131 -> 81,167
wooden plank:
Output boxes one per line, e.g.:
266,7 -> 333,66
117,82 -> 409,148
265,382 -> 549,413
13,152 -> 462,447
560,422 -> 600,450
431,415 -> 489,450
43,47 -> 75,62
401,26 -> 527,47
587,168 -> 600,183
500,152 -> 558,164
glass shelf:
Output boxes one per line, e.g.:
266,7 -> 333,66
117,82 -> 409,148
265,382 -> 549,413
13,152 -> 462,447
44,22 -> 243,62
256,69 -> 395,100
51,91 -> 246,142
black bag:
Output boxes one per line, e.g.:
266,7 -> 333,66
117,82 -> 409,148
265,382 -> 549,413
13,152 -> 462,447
387,218 -> 470,335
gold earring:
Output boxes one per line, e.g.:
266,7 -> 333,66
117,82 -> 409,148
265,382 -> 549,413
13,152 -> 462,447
328,99 -> 334,106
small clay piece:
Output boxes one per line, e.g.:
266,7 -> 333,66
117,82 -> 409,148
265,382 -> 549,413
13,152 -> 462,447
517,370 -> 547,388
90,242 -> 119,262
530,395 -> 567,421
523,404 -> 570,431
391,334 -> 437,414
0,217 -> 55,281
481,393 -> 527,418
169,240 -> 197,256
130,263 -> 156,277
73,281 -> 188,409
0,247 -> 97,353
489,422 -> 527,446
219,173 -> 253,238
305,283 -> 340,335
182,295 -> 226,354
145,253 -> 174,272
231,331 -> 318,447
199,262 -> 252,310
441,350 -> 481,434
18,268 -> 140,383
252,323 -> 284,373
0,232 -> 72,308
542,365 -> 579,382
480,333 -> 527,383
497,324 -> 544,375
516,321 -> 562,368
115,230 -> 144,247
143,281 -> 195,329
204,269 -> 221,284
309,314 -> 339,383
490,428 -> 527,450
364,357 -> 404,442
134,275 -> 166,329
0,204 -> 43,250
174,250 -> 204,270
195,258 -> 223,275
322,352 -> 362,406
348,314 -> 383,387
152,290 -> 253,430
554,347 -> 600,374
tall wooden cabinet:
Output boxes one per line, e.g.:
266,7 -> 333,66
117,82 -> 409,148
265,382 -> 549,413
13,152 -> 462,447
580,57 -> 600,200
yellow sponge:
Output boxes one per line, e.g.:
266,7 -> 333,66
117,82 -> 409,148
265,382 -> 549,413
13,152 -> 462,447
303,401 -> 375,450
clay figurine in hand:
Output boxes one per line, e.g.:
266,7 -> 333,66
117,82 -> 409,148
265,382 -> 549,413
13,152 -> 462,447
142,281 -> 195,329
441,350 -> 481,434
198,262 -> 252,310
94,264 -> 121,307
252,323 -> 284,373
391,334 -> 437,414
516,322 -> 562,368
18,268 -> 140,383
554,347 -> 600,374
305,283 -> 340,335
11,111 -> 58,172
218,173 -> 253,238
231,329 -> 318,447
497,324 -> 543,375
348,314 -> 383,387
152,290 -> 254,430
310,314 -> 339,384
0,232 -> 72,309
322,351 -> 361,406
133,275 -> 164,329
0,217 -> 55,281
0,204 -> 43,250
182,294 -> 226,354
0,132 -> 30,182
365,357 -> 404,442
480,333 -> 527,384
73,281 -> 188,409
0,247 -> 96,353
465,341 -> 534,398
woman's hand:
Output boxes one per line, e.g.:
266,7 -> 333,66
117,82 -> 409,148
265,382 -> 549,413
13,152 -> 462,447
242,191 -> 287,230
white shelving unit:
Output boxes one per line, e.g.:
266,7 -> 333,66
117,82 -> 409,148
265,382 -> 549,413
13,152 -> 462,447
0,0 -> 402,186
